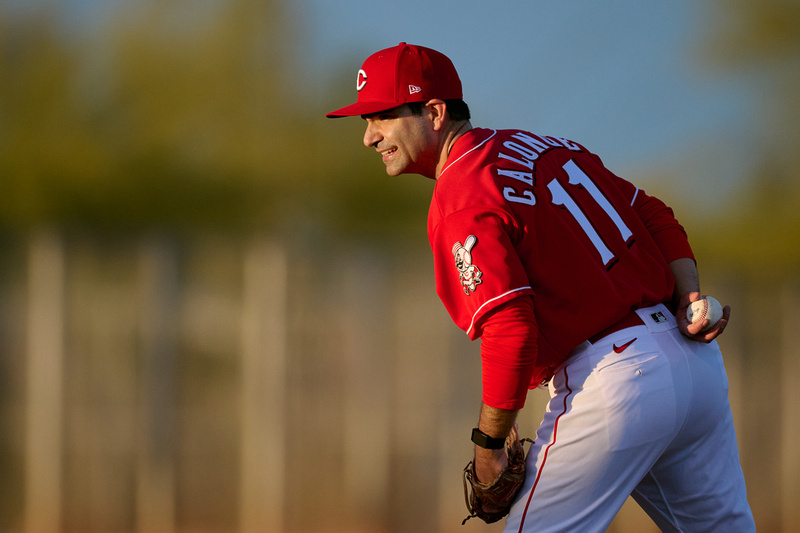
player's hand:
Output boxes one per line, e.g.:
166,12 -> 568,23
462,424 -> 530,524
676,291 -> 731,343
474,446 -> 508,485
472,447 -> 509,514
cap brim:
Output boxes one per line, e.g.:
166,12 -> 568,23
325,100 -> 404,118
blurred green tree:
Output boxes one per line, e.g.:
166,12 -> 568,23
0,0 -> 432,241
696,0 -> 800,275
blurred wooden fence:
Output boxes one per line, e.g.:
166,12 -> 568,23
1,231 -> 798,533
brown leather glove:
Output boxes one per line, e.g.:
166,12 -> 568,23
462,425 -> 532,525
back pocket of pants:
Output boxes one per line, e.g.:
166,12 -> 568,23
597,353 -> 676,450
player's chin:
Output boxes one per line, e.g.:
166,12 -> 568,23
383,164 -> 405,177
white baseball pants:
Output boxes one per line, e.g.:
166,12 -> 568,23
503,304 -> 755,532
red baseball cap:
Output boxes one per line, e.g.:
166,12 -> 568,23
326,42 -> 462,118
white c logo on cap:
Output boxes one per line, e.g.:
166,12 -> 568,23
356,69 -> 367,91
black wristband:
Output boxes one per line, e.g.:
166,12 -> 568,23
471,427 -> 505,449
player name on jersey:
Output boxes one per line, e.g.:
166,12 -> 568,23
496,132 -> 583,206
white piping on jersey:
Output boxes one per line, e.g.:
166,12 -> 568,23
631,188 -> 639,206
439,129 -> 497,178
466,286 -> 532,338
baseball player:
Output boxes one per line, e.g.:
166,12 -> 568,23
327,43 -> 755,531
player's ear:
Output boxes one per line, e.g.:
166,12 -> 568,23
425,99 -> 448,130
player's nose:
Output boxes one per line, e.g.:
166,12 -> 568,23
363,121 -> 381,148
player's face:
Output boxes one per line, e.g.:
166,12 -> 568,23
361,105 -> 439,178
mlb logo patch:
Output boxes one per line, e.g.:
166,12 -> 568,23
649,311 -> 668,324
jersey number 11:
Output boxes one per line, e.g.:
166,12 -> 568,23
548,159 -> 634,269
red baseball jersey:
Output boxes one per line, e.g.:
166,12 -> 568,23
428,128 -> 693,386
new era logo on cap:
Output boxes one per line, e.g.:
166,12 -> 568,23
326,42 -> 463,118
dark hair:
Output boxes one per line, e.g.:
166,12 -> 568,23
406,99 -> 471,121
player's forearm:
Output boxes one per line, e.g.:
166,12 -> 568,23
669,257 -> 700,301
478,402 -> 517,441
474,402 -> 518,483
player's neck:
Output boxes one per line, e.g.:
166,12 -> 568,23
435,120 -> 473,180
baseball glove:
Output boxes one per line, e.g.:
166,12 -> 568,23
462,425 -> 532,525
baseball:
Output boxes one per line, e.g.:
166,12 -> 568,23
686,296 -> 723,331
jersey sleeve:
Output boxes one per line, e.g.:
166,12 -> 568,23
479,296 -> 538,410
631,188 -> 695,263
429,207 -> 535,340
